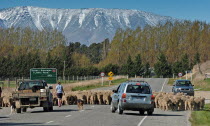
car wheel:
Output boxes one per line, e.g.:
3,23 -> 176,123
49,106 -> 53,111
110,102 -> 116,113
117,102 -> 123,114
139,110 -> 144,115
147,109 -> 154,115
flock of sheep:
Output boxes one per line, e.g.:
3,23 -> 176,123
153,92 -> 205,111
53,90 -> 113,106
0,90 -> 206,112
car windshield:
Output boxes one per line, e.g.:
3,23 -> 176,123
177,81 -> 192,86
126,85 -> 150,94
19,81 -> 43,90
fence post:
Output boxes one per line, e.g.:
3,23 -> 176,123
77,76 -> 78,81
7,78 -> 10,88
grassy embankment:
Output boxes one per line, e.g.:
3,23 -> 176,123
72,78 -> 128,91
190,103 -> 210,126
193,78 -> 210,91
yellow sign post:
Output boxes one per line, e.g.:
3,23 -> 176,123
108,71 -> 114,86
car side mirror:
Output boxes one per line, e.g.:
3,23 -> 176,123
49,86 -> 53,89
112,90 -> 117,93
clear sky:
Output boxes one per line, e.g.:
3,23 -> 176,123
0,0 -> 210,23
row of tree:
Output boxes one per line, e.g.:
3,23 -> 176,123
0,20 -> 208,78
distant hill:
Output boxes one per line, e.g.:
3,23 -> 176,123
0,6 -> 176,45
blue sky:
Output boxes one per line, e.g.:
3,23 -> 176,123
0,0 -> 210,23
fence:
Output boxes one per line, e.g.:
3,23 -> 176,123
0,76 -> 101,88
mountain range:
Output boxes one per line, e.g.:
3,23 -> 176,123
0,6 -> 176,45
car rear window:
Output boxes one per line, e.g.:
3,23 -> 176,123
126,85 -> 150,94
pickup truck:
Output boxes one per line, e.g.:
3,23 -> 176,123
12,80 -> 53,113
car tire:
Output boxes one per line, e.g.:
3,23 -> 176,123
139,110 -> 144,115
111,102 -> 116,113
49,106 -> 53,111
16,108 -> 21,113
147,109 -> 154,115
117,102 -> 123,114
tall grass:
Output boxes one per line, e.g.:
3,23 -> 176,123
190,104 -> 210,126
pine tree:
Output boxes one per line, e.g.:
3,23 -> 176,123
134,54 -> 144,76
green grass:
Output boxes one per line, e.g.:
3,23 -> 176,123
194,78 -> 210,91
190,103 -> 210,126
168,78 -> 176,86
72,78 -> 128,91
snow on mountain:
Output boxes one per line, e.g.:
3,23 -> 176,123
0,6 -> 176,45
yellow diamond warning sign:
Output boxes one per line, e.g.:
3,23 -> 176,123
108,71 -> 114,76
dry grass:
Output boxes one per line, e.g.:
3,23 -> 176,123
50,76 -> 126,95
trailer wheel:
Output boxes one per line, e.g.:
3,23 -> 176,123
16,108 -> 21,113
22,107 -> 27,112
43,107 -> 49,112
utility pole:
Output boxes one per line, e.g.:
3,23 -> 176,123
63,61 -> 66,81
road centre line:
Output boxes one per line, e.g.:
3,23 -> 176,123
137,116 -> 147,126
46,121 -> 54,124
137,78 -> 167,126
161,78 -> 167,92
65,115 -> 72,117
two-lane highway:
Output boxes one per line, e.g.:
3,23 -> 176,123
0,78 -> 191,126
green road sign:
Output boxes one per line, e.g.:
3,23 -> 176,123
30,68 -> 57,84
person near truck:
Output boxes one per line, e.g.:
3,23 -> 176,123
56,82 -> 65,107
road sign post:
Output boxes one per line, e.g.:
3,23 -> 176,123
108,71 -> 114,86
100,72 -> 105,86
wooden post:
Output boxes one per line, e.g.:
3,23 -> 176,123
7,78 -> 10,88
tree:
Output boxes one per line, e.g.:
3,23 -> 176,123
143,62 -> 151,77
154,53 -> 172,77
101,64 -> 119,75
134,54 -> 144,76
181,53 -> 190,74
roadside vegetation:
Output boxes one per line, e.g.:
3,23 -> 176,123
72,78 -> 128,91
190,103 -> 210,126
194,78 -> 210,91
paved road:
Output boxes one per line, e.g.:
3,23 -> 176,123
0,78 -> 191,126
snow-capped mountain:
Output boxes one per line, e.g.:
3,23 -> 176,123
0,6 -> 176,45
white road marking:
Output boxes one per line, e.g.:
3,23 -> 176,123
161,78 -> 167,92
80,110 -> 84,112
46,121 -> 54,124
137,116 -> 147,126
65,115 -> 72,117
137,78 -> 167,126
91,106 -> 95,107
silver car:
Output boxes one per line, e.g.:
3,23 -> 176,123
110,80 -> 155,115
